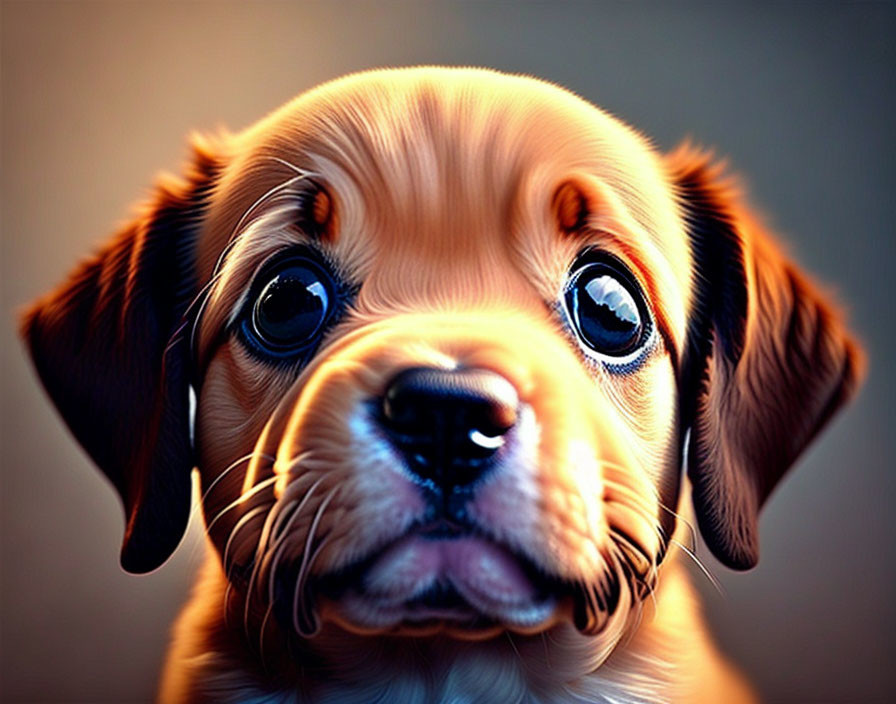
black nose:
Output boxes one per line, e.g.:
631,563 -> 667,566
380,367 -> 519,489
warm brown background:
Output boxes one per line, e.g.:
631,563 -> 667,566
2,2 -> 894,702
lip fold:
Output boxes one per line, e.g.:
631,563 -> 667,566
315,525 -> 569,634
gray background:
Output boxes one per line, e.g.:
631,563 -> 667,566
2,2 -> 893,702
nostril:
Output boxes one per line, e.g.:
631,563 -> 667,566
379,366 -> 520,488
381,374 -> 438,436
464,391 -> 517,438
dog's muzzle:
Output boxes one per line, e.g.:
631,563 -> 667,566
307,364 -> 580,636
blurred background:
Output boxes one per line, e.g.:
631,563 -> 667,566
2,2 -> 893,702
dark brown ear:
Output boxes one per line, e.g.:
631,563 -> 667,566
668,145 -> 864,570
20,137 -> 221,574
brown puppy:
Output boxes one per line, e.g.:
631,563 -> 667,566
22,67 -> 862,703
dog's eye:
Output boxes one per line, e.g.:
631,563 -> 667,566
565,259 -> 649,361
246,258 -> 334,355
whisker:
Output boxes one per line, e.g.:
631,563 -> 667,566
293,486 -> 340,636
164,268 -> 228,358
270,476 -> 329,551
258,602 -> 276,676
184,452 -> 275,565
199,453 -> 275,516
272,450 -> 319,488
267,499 -> 300,544
658,501 -> 699,553
265,530 -> 297,609
222,503 -> 273,573
243,498 -> 303,639
267,156 -> 318,178
187,270 -> 235,363
244,475 -> 329,641
262,477 -> 331,606
223,174 -> 308,263
670,538 -> 725,596
180,269 -> 228,360
163,318 -> 192,357
505,632 -> 523,665
205,476 -> 279,534
183,267 -> 227,320
294,533 -> 332,637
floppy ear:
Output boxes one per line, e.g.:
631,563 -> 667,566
20,137 -> 221,574
668,145 -> 864,570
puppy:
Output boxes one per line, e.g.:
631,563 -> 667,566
22,67 -> 862,703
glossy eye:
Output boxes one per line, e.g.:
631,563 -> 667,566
246,257 -> 333,356
565,259 -> 649,359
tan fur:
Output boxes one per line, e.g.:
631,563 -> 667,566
22,67 -> 862,703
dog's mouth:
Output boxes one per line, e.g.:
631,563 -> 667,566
313,519 -> 575,637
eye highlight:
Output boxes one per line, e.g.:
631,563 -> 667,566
238,250 -> 341,362
563,255 -> 653,367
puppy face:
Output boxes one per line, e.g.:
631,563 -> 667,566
22,68 -> 862,654
194,71 -> 690,641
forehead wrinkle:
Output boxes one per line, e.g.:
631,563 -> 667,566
238,68 -> 684,246
268,72 -> 658,234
